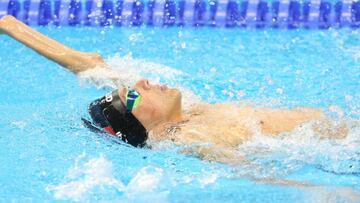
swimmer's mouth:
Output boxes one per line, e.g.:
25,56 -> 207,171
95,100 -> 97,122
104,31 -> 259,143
149,84 -> 168,91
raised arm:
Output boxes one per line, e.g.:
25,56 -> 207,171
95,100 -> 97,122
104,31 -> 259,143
0,15 -> 108,74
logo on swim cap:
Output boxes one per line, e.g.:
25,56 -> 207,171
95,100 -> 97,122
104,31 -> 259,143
105,93 -> 113,103
116,131 -> 123,139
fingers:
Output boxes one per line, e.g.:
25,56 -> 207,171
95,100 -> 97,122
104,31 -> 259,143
0,15 -> 17,32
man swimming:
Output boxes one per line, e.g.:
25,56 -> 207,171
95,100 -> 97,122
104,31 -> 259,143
0,15 -> 349,164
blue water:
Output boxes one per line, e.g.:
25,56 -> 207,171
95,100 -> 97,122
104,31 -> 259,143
0,26 -> 359,202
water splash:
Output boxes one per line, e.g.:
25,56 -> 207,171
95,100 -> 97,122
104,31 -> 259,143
305,186 -> 360,203
78,53 -> 182,88
124,165 -> 171,202
236,119 -> 360,178
46,155 -> 171,202
46,154 -> 125,201
78,54 -> 201,108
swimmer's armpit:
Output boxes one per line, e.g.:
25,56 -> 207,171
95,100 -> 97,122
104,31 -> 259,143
0,15 -> 113,74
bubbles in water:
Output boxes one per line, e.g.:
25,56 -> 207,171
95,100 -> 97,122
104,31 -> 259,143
128,33 -> 143,42
237,90 -> 246,98
181,42 -> 187,49
276,87 -> 284,94
11,121 -> 27,130
328,105 -> 345,118
345,95 -> 353,102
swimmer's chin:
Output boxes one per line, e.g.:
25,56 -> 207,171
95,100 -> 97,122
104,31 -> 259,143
169,87 -> 181,95
167,88 -> 182,104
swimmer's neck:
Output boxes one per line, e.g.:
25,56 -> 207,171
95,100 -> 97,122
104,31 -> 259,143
147,103 -> 224,141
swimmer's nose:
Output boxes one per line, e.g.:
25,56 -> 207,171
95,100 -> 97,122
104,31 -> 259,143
135,79 -> 151,90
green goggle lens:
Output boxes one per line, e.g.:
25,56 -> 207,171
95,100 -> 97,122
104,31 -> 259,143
125,88 -> 141,112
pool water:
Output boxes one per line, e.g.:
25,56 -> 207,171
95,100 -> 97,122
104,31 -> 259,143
0,26 -> 359,202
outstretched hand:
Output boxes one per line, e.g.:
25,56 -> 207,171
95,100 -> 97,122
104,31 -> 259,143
0,16 -> 5,34
77,66 -> 125,88
0,15 -> 15,35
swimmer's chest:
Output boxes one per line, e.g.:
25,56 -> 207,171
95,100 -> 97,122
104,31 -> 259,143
179,105 -> 254,147
180,104 -> 316,146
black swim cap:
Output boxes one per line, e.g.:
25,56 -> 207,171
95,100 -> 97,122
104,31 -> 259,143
88,90 -> 148,147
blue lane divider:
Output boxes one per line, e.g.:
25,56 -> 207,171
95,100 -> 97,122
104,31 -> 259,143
246,0 -> 259,27
341,0 -> 352,26
56,0 -> 70,26
7,0 -> 21,19
0,0 -> 10,19
277,0 -> 290,28
215,0 -> 229,27
152,0 -> 165,26
1,0 -> 360,28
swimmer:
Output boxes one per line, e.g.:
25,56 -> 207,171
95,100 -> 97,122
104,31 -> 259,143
0,15 -> 351,164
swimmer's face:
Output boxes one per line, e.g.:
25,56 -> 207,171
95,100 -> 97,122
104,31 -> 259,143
118,79 -> 182,130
